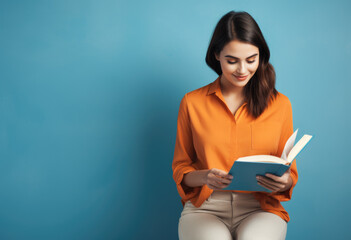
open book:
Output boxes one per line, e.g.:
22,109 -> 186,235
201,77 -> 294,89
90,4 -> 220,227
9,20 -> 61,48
225,129 -> 313,192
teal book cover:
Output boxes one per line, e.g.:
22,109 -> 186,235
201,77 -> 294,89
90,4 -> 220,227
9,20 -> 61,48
225,129 -> 313,192
227,161 -> 291,192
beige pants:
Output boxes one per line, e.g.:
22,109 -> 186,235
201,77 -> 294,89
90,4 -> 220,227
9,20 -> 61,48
179,191 -> 287,240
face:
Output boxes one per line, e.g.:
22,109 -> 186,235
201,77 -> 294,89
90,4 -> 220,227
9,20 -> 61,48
215,40 -> 259,90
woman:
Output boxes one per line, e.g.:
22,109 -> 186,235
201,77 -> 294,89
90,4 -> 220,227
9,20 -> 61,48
172,11 -> 298,240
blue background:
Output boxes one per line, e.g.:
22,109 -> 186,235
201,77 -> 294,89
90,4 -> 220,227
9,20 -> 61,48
1,0 -> 350,239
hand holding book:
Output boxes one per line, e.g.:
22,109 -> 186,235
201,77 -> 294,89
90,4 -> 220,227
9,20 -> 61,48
256,168 -> 293,193
224,128 -> 313,192
203,168 -> 233,190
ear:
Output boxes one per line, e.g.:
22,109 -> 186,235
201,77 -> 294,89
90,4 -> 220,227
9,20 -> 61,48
215,53 -> 220,61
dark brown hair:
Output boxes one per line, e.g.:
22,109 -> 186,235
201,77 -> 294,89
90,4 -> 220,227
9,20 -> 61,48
206,11 -> 278,119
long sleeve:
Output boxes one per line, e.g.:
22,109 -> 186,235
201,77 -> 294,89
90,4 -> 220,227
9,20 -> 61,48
172,94 -> 200,202
271,99 -> 298,201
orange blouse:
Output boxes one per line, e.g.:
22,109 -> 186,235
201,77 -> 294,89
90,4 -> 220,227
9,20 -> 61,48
172,77 -> 298,222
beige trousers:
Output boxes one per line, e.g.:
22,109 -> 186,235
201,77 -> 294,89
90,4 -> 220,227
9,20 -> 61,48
179,191 -> 287,240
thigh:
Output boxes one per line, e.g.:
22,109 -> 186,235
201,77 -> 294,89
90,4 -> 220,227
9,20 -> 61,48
235,212 -> 287,240
179,212 -> 232,240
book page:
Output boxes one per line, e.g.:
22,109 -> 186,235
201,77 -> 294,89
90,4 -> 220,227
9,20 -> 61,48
236,155 -> 288,165
281,129 -> 298,160
287,134 -> 313,163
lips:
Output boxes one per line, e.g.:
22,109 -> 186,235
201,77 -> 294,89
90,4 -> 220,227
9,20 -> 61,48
234,75 -> 248,81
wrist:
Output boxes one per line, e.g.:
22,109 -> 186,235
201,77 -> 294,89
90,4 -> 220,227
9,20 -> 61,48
200,169 -> 210,185
279,175 -> 293,192
183,169 -> 209,188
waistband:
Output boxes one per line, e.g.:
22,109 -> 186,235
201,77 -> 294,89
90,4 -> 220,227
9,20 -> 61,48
210,190 -> 256,201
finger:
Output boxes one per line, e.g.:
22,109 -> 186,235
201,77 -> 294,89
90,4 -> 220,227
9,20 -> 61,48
257,181 -> 279,192
258,174 -> 280,184
265,173 -> 288,184
258,176 -> 284,189
209,179 -> 229,189
217,182 -> 230,189
265,173 -> 285,183
211,168 -> 232,179
207,183 -> 221,190
208,174 -> 232,185
211,175 -> 232,184
257,176 -> 285,190
258,180 -> 280,191
214,179 -> 229,188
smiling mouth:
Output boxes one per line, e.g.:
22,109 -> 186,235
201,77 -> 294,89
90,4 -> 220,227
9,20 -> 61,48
234,75 -> 248,80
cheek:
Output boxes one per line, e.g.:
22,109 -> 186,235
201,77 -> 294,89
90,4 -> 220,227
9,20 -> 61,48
248,64 -> 259,74
220,62 -> 236,73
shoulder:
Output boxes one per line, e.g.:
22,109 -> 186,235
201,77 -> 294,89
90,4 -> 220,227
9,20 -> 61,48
272,91 -> 292,108
262,91 -> 292,119
270,91 -> 293,120
186,81 -> 212,98
177,81 -> 213,113
181,81 -> 213,104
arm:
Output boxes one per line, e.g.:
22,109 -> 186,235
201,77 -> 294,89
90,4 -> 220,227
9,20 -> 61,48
172,94 -> 232,201
172,94 -> 200,201
256,99 -> 298,200
183,169 -> 233,190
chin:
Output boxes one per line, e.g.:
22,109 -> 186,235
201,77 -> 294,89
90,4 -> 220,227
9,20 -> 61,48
231,76 -> 251,86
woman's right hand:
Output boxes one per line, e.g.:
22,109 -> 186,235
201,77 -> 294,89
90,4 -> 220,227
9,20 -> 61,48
204,168 -> 233,190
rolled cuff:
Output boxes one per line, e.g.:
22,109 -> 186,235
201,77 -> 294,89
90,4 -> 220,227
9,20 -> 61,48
174,166 -> 200,202
272,169 -> 298,202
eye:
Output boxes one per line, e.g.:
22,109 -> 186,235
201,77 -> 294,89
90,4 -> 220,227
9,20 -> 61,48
227,60 -> 256,64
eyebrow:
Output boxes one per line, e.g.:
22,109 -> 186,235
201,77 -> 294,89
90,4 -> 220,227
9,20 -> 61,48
224,53 -> 258,59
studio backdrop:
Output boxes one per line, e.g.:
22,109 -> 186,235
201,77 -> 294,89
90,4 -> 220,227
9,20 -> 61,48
0,0 -> 350,239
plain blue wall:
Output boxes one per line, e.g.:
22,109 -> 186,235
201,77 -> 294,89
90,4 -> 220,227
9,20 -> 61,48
1,0 -> 350,239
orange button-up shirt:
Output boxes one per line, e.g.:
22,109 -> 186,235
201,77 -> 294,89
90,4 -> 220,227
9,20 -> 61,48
172,77 -> 298,222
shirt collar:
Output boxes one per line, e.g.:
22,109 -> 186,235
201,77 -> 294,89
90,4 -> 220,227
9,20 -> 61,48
207,77 -> 221,95
207,76 -> 248,107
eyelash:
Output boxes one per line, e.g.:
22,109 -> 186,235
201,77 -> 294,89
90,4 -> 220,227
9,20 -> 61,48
227,60 -> 255,64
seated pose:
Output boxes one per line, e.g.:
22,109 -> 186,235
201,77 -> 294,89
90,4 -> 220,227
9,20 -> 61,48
172,11 -> 298,240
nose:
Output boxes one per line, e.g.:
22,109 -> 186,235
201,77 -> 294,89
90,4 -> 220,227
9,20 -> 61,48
237,62 -> 247,75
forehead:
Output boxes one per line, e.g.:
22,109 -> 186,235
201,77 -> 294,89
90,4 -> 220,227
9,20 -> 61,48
221,40 -> 259,58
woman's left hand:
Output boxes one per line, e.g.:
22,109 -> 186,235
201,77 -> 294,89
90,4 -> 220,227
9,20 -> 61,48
256,168 -> 293,193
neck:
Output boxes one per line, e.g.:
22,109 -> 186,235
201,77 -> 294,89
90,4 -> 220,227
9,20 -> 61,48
219,75 -> 245,99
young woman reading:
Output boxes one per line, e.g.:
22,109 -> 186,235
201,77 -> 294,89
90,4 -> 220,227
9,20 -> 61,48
172,11 -> 297,240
